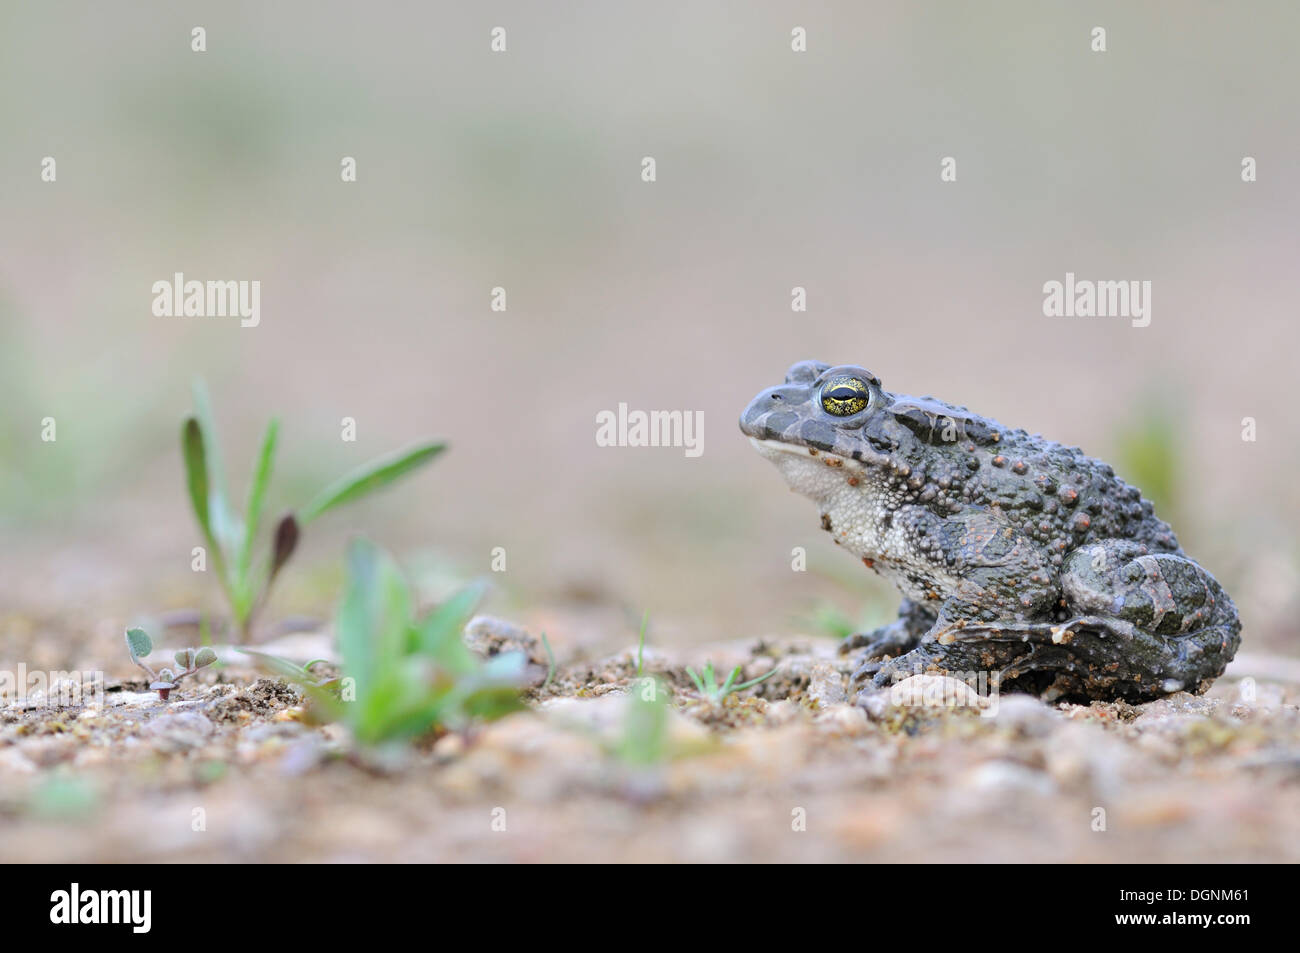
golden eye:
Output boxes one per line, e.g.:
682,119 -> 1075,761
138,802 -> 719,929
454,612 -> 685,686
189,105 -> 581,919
821,376 -> 869,417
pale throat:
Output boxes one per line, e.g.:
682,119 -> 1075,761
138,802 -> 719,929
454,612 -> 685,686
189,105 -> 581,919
751,438 -> 887,560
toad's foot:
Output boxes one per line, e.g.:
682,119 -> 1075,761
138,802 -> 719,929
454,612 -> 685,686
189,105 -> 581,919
858,630 -> 1035,699
842,599 -> 935,682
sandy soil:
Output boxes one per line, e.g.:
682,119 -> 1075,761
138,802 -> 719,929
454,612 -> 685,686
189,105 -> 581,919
2,612 -> 1298,864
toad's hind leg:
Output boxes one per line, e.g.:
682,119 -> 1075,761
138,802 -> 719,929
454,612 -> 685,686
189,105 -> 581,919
869,540 -> 1242,701
1053,540 -> 1240,698
912,612 -> 1240,701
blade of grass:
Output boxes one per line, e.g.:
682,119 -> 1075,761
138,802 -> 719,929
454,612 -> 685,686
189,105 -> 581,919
540,632 -> 556,691
636,609 -> 648,676
237,648 -> 311,681
411,582 -> 483,674
190,379 -> 237,551
297,441 -> 445,525
731,665 -> 782,693
720,666 -> 739,696
336,538 -> 414,729
182,417 -> 235,609
182,417 -> 215,549
239,417 -> 279,584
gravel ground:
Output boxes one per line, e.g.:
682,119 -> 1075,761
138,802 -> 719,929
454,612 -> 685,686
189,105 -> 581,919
2,615 -> 1298,863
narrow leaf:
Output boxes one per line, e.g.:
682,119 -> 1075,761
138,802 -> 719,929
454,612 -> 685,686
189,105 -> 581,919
411,582 -> 484,673
636,609 -> 649,676
182,417 -> 216,550
335,538 -> 414,724
720,666 -> 739,696
183,417 -> 235,611
686,667 -> 704,694
731,665 -> 782,693
237,648 -> 311,682
239,418 -> 280,582
298,441 -> 445,525
540,632 -> 556,691
190,379 -> 238,553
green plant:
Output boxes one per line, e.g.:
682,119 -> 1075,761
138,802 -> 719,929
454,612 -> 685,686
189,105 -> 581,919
636,608 -> 649,676
802,600 -> 891,641
539,632 -> 556,691
617,677 -> 670,768
1114,400 -> 1182,528
182,379 -> 443,640
244,539 -> 526,747
608,678 -> 715,801
29,773 -> 98,820
237,651 -> 337,689
125,626 -> 217,701
685,661 -> 780,704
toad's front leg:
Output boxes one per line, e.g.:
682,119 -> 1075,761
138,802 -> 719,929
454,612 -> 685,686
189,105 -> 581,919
858,617 -> 1041,698
841,599 -> 936,681
849,509 -> 1059,686
860,614 -> 1127,702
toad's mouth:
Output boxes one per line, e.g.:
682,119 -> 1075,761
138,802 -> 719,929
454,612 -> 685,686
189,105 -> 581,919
748,437 -> 867,471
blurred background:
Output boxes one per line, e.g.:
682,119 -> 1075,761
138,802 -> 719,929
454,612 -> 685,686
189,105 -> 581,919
2,0 -> 1297,664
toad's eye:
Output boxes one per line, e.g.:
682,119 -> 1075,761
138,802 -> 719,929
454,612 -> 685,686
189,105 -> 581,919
821,377 -> 869,417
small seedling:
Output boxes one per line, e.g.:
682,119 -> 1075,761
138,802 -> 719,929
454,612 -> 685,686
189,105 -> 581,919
243,539 -> 526,747
125,627 -> 216,701
804,602 -> 859,641
802,601 -> 891,642
685,661 -> 781,705
539,632 -> 556,692
636,609 -> 649,676
617,677 -> 670,768
182,379 -> 444,641
610,678 -> 710,802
